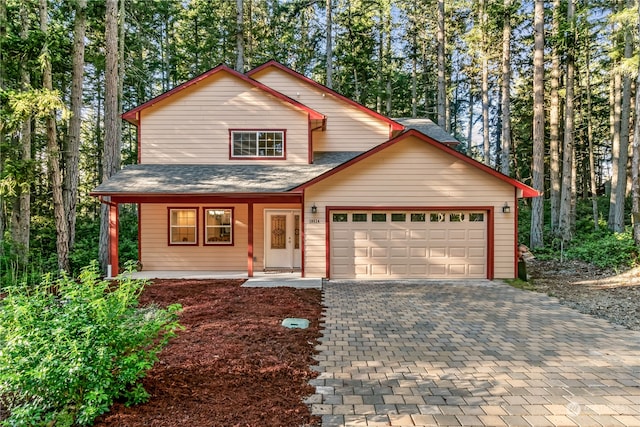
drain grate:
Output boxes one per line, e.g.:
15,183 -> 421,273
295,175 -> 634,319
281,318 -> 309,329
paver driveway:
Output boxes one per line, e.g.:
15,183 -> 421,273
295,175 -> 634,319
307,280 -> 640,427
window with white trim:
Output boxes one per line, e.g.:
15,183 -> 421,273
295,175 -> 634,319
169,208 -> 197,245
231,131 -> 284,158
204,208 -> 233,245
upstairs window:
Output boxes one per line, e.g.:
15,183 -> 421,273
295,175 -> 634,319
231,130 -> 285,159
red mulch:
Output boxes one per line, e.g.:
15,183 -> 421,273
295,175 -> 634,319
94,279 -> 322,427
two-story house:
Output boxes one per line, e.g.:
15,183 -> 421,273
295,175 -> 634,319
92,60 -> 538,280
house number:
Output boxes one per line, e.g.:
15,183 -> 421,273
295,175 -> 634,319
310,218 -> 322,224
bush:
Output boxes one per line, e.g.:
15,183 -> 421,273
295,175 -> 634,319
0,262 -> 182,426
564,230 -> 637,268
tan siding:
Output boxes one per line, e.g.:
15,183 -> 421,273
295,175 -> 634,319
140,203 -> 248,271
303,135 -> 517,278
140,73 -> 309,164
251,68 -> 391,152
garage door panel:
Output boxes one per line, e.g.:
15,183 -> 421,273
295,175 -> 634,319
430,247 -> 447,258
371,247 -> 388,258
468,247 -> 485,257
429,230 -> 447,240
449,264 -> 467,275
410,247 -> 427,258
354,247 -> 368,257
410,230 -> 427,239
469,229 -> 485,240
448,229 -> 466,240
390,230 -> 407,239
390,247 -> 407,257
449,247 -> 467,258
331,210 -> 488,279
370,230 -> 388,240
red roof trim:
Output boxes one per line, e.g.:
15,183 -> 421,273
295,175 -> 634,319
292,129 -> 540,198
247,60 -> 404,132
122,64 -> 325,124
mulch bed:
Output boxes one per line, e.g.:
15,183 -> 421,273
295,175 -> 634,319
94,279 -> 322,427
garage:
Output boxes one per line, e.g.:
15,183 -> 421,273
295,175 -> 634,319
330,210 -> 488,279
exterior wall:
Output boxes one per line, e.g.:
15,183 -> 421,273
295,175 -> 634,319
139,202 -> 302,272
251,68 -> 391,152
140,203 -> 248,271
303,135 -> 517,279
139,72 -> 309,164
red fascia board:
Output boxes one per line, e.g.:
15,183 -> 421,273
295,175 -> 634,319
121,64 -> 325,124
248,60 -> 404,132
292,129 -> 541,198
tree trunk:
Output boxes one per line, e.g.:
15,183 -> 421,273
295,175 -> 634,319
325,0 -> 333,88
586,44 -> 599,230
235,0 -> 244,72
99,0 -> 120,274
63,0 -> 86,252
10,0 -> 31,266
480,0 -> 490,165
437,0 -> 446,129
633,1 -> 640,245
549,0 -> 561,232
558,0 -> 575,243
467,90 -> 474,157
530,0 -> 545,248
0,0 -> 5,257
500,0 -> 512,176
40,0 -> 70,272
609,4 -> 632,232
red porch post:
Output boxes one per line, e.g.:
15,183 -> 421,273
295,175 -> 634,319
247,202 -> 254,277
109,202 -> 119,277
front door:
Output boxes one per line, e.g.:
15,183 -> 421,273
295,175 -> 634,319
265,210 -> 301,269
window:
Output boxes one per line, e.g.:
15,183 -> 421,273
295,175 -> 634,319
231,130 -> 284,158
470,213 -> 485,222
411,213 -> 426,222
204,208 -> 233,245
391,213 -> 406,222
333,213 -> 348,222
430,213 -> 445,222
372,213 -> 387,222
169,208 -> 197,245
450,213 -> 465,222
352,213 -> 367,222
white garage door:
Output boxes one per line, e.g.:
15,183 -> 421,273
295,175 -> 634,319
330,210 -> 487,279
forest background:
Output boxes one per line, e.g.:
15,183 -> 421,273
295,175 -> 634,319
2,0 -> 640,282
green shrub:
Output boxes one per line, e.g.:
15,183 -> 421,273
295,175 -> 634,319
0,262 -> 182,426
564,230 -> 637,268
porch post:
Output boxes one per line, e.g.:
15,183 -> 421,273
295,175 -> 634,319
247,202 -> 254,277
109,202 -> 119,277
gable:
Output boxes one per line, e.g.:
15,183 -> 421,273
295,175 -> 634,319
248,61 -> 404,152
297,129 -> 539,198
125,66 -> 325,165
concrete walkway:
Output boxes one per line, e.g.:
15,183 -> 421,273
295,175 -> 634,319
308,280 -> 640,427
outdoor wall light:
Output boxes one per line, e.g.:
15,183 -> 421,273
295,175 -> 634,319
502,202 -> 511,214
311,203 -> 318,214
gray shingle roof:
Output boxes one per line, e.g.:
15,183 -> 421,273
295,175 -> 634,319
92,151 -> 361,195
394,117 -> 459,144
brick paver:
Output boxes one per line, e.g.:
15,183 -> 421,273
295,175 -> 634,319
309,280 -> 640,426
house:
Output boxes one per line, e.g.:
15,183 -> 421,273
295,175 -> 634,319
91,60 -> 538,280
